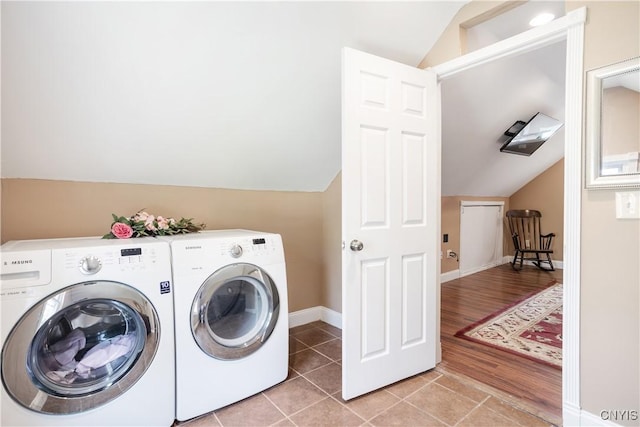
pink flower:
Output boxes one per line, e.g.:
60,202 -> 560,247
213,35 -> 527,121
145,215 -> 157,231
111,222 -> 133,239
157,216 -> 170,230
133,211 -> 150,222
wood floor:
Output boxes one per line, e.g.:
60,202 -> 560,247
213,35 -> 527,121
440,263 -> 563,425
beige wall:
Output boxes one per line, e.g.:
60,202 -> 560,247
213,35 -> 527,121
509,159 -> 564,262
441,196 -> 510,273
568,1 -> 640,423
321,172 -> 342,313
0,178 -> 324,312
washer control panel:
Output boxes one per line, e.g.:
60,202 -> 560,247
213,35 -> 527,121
79,255 -> 102,275
65,246 -> 159,274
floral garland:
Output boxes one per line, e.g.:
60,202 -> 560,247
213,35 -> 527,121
103,210 -> 205,239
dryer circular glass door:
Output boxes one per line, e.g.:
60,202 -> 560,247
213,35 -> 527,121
191,263 -> 280,360
1,281 -> 159,415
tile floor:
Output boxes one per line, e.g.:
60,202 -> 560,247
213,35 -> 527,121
177,321 -> 554,427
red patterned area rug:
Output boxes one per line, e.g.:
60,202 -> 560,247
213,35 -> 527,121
455,282 -> 562,369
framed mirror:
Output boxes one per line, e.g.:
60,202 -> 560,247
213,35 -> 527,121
585,57 -> 640,189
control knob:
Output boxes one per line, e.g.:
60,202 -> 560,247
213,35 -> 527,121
229,244 -> 243,258
79,256 -> 102,275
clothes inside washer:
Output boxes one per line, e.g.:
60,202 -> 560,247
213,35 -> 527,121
45,333 -> 137,384
49,329 -> 86,366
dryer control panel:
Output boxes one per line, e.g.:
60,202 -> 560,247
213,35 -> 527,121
171,233 -> 285,276
221,236 -> 279,260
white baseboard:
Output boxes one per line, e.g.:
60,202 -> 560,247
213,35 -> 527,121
441,259 -> 564,284
572,408 -> 625,426
289,306 -> 342,329
563,402 -> 582,427
440,269 -> 460,283
320,307 -> 342,329
502,256 -> 564,269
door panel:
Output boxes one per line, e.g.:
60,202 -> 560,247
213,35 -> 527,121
402,132 -> 426,225
342,47 -> 438,400
402,253 -> 426,347
361,258 -> 389,360
360,126 -> 389,228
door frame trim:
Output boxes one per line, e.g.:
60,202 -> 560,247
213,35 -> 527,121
432,7 -> 586,424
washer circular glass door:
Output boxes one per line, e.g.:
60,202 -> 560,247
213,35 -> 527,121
1,281 -> 159,415
191,263 -> 279,360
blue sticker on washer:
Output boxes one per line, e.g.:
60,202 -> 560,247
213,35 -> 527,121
160,281 -> 171,294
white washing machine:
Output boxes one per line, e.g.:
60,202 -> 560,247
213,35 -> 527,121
0,237 -> 175,426
165,230 -> 289,421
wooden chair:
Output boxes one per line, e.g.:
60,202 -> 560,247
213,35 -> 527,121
505,209 -> 556,271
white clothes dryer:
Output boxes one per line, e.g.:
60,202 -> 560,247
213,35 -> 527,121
165,230 -> 288,421
0,237 -> 175,427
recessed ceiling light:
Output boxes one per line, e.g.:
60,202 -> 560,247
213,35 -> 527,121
529,13 -> 555,27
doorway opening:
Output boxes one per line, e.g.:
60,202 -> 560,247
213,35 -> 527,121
433,7 -> 585,425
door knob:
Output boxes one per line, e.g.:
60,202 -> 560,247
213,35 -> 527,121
350,240 -> 364,251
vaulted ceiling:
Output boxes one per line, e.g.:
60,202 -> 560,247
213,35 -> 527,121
1,1 -> 467,192
441,40 -> 566,197
441,0 -> 566,197
2,1 -> 568,197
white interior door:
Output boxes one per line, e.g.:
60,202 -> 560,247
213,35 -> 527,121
341,47 -> 439,400
459,202 -> 504,277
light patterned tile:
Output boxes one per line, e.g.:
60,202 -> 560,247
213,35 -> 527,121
384,373 -> 431,398
304,362 -> 342,394
289,397 -> 364,426
191,322 -> 554,427
435,374 -> 489,403
405,382 -> 479,426
289,336 -> 309,354
264,376 -> 326,416
482,397 -> 552,427
369,401 -> 445,427
419,369 -> 443,383
215,393 -> 285,427
289,348 -> 332,374
271,418 -> 295,426
287,367 -> 299,380
291,328 -> 336,347
316,323 -> 342,338
313,338 -> 342,361
458,404 -> 517,427
333,389 -> 400,421
289,322 -> 321,335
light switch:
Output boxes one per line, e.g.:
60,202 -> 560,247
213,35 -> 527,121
615,191 -> 640,219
